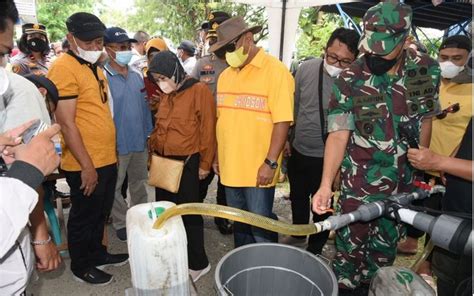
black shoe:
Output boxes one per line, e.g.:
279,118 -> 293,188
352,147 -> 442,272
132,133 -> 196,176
214,218 -> 233,235
95,253 -> 129,270
72,267 -> 113,286
116,228 -> 127,242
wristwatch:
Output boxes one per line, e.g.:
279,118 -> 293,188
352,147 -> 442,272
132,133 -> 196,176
264,158 -> 278,170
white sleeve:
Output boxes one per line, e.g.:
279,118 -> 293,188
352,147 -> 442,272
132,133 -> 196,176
1,73 -> 51,133
0,177 -> 38,258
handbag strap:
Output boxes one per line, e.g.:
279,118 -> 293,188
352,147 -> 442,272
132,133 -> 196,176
184,155 -> 191,165
318,61 -> 327,144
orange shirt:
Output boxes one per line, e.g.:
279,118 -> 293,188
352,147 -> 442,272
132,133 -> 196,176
216,49 -> 294,187
150,80 -> 216,171
47,52 -> 116,171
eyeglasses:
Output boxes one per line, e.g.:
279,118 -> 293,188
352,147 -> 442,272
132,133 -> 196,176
436,102 -> 460,119
222,35 -> 243,53
98,79 -> 108,104
326,53 -> 353,68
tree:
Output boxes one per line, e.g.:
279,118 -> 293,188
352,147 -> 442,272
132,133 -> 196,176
296,8 -> 344,60
37,0 -> 97,42
125,0 -> 268,46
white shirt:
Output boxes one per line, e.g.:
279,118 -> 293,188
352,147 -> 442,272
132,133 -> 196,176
182,56 -> 197,75
0,177 -> 38,295
0,71 -> 51,133
129,49 -> 147,76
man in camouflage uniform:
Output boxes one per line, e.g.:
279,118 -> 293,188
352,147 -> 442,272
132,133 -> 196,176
11,23 -> 50,76
192,11 -> 233,235
312,2 -> 440,295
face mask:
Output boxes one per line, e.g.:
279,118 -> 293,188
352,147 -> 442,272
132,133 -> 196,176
73,37 -> 103,64
365,54 -> 398,76
323,58 -> 343,77
114,50 -> 133,66
225,46 -> 248,68
27,38 -> 48,53
439,61 -> 464,79
158,79 -> 177,94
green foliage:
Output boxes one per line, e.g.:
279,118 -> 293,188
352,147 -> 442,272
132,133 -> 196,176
296,8 -> 344,60
124,0 -> 267,46
419,36 -> 443,59
37,0 -> 96,42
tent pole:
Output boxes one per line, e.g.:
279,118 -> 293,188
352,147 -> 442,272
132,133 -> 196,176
279,0 -> 287,61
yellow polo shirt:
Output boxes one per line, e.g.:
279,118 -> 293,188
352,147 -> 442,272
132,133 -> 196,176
47,52 -> 116,171
216,49 -> 294,187
428,80 -> 472,176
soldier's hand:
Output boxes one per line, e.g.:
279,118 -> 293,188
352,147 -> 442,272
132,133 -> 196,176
312,186 -> 332,215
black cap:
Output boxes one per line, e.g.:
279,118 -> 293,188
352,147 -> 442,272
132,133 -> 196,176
66,12 -> 106,41
201,11 -> 231,30
22,23 -> 46,35
440,35 -> 472,52
23,74 -> 59,106
104,27 -> 137,44
178,40 -> 195,56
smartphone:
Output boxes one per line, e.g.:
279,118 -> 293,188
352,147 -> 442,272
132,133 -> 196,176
21,119 -> 48,144
144,76 -> 162,101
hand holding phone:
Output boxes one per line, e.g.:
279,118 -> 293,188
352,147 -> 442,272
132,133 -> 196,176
4,124 -> 61,176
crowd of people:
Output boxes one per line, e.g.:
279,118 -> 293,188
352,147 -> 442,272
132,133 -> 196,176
0,0 -> 472,295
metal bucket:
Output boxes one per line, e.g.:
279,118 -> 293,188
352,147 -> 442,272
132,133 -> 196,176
215,243 -> 338,296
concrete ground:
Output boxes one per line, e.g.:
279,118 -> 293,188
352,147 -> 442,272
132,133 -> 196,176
29,179 -> 421,295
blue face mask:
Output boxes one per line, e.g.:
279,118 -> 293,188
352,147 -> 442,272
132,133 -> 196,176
114,50 -> 133,66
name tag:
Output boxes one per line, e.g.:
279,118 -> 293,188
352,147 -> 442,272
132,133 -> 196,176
354,94 -> 385,107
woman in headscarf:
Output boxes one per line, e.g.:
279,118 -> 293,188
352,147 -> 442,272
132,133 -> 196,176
147,51 -> 216,282
143,37 -> 169,120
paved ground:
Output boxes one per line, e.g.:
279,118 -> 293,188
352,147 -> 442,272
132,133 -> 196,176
29,179 -> 422,295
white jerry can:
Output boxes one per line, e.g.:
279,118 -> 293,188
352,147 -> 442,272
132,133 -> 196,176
126,201 -> 189,295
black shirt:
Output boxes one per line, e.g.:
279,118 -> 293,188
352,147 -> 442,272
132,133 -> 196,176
442,118 -> 472,214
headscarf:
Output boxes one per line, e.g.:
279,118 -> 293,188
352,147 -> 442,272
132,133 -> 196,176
148,51 -> 187,86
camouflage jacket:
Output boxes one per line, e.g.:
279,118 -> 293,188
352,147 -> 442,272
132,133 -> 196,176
327,49 -> 441,202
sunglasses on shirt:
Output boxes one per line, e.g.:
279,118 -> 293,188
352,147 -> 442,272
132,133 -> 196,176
436,102 -> 460,119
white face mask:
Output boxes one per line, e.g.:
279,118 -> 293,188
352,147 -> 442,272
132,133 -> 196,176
323,58 -> 343,77
158,79 -> 177,94
73,37 -> 103,64
439,61 -> 464,79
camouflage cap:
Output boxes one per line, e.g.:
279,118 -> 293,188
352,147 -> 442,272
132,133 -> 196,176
358,1 -> 412,56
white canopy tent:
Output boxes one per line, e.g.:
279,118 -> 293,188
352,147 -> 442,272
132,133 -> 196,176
233,0 -> 358,67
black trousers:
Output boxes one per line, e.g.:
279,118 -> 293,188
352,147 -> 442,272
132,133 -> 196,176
65,164 -> 117,273
199,171 -> 227,205
287,147 -> 330,254
433,247 -> 472,296
155,153 -> 209,270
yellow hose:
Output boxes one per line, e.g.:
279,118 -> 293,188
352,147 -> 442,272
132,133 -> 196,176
411,239 -> 434,272
152,203 -> 322,236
